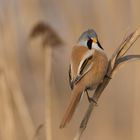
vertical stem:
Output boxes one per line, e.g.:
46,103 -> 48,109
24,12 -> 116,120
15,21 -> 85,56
0,73 -> 17,140
45,46 -> 52,140
4,68 -> 36,140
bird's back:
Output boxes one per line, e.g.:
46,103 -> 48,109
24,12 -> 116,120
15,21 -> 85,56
70,46 -> 108,89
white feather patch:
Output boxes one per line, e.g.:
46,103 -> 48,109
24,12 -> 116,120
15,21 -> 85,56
77,49 -> 94,75
92,42 -> 103,51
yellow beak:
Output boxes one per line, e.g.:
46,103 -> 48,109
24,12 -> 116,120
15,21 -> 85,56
92,37 -> 97,43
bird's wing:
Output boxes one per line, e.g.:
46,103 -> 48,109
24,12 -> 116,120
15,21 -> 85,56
79,55 -> 93,75
74,51 -> 93,85
60,52 -> 93,128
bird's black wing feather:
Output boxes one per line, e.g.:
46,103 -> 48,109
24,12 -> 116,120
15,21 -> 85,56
74,55 -> 93,85
79,55 -> 93,75
69,65 -> 73,89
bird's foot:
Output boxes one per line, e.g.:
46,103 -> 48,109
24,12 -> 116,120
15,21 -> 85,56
88,97 -> 97,105
86,90 -> 97,105
105,74 -> 112,79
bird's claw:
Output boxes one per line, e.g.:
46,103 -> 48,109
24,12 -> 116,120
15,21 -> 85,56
88,97 -> 98,105
105,74 -> 112,79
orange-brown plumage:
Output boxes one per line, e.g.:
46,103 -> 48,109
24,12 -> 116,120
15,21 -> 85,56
60,29 -> 108,128
71,46 -> 108,88
59,82 -> 84,128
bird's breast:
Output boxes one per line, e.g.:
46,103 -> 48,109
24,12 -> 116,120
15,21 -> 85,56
84,50 -> 108,89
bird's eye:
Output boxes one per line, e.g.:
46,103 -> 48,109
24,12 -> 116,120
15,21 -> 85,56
87,38 -> 93,49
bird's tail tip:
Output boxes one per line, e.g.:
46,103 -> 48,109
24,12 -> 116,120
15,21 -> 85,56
59,85 -> 84,129
59,115 -> 70,129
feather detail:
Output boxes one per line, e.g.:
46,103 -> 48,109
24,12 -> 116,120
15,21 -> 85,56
77,50 -> 94,75
60,84 -> 84,128
69,65 -> 73,89
73,62 -> 93,85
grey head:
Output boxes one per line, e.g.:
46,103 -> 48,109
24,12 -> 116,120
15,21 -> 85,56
79,29 -> 97,41
78,29 -> 103,50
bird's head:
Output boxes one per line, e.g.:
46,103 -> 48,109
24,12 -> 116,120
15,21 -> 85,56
78,29 -> 104,50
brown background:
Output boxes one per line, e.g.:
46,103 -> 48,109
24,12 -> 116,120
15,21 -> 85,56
0,0 -> 140,140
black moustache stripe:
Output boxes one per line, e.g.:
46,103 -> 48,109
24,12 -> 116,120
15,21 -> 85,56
97,41 -> 104,50
87,39 -> 92,49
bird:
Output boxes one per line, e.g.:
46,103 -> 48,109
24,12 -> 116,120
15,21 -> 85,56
60,29 -> 108,128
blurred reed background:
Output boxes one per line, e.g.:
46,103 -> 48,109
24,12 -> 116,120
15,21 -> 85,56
0,0 -> 140,140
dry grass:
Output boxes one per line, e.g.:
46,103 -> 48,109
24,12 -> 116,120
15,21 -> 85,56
0,20 -> 63,140
0,1 -> 140,140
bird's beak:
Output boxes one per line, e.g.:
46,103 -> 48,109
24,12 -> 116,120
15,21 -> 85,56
92,37 -> 97,43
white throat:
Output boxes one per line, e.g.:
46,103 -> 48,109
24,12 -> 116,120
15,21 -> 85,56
78,40 -> 103,51
92,42 -> 103,51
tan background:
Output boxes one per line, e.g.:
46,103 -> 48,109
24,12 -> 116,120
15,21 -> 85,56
0,0 -> 140,140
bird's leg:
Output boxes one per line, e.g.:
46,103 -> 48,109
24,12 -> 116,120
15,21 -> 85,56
85,90 -> 97,105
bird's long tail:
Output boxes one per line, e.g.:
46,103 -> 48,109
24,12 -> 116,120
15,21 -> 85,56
60,84 -> 84,128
